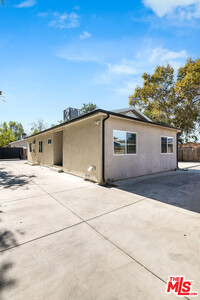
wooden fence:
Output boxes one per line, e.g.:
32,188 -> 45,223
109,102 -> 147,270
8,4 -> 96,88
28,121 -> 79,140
178,143 -> 200,162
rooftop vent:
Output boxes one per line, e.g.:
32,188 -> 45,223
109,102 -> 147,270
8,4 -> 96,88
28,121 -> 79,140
63,107 -> 81,122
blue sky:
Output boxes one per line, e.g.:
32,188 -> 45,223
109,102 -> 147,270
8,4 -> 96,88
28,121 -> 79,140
0,0 -> 200,132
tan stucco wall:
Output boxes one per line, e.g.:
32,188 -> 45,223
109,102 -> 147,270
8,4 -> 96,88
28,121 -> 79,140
62,116 -> 102,182
53,131 -> 63,166
27,132 -> 54,167
27,113 -> 179,183
27,115 -> 103,182
105,116 -> 179,181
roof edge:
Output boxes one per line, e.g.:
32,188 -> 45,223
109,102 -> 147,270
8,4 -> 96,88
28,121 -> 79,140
27,109 -> 182,139
27,109 -> 105,139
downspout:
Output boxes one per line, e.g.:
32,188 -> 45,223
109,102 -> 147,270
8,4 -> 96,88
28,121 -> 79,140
176,132 -> 179,169
102,113 -> 110,183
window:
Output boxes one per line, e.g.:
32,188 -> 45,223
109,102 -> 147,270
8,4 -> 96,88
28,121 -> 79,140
161,137 -> 174,154
168,138 -> 174,153
114,131 -> 126,154
48,139 -> 52,145
161,137 -> 167,153
29,143 -> 32,152
113,130 -> 137,155
127,132 -> 136,154
39,141 -> 43,153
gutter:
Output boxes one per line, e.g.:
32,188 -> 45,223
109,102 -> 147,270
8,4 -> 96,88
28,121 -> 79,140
102,113 -> 110,183
177,132 -> 179,169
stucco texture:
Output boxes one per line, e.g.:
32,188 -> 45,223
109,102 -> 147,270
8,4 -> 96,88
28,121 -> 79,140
28,132 -> 54,167
105,116 -> 179,181
27,113 -> 180,183
27,115 -> 103,183
62,116 -> 102,182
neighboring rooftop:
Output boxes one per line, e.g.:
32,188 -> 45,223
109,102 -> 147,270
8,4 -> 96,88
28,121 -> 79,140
9,138 -> 28,149
111,107 -> 152,122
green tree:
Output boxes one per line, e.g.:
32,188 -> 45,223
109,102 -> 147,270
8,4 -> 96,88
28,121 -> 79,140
9,121 -> 24,140
30,118 -> 47,135
129,59 -> 200,142
51,120 -> 63,127
81,103 -> 98,114
174,59 -> 200,137
0,122 -> 15,147
0,121 -> 24,147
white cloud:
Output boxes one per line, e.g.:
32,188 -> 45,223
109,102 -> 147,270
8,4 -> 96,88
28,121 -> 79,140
94,61 -> 138,85
37,12 -> 49,17
15,0 -> 36,8
148,48 -> 187,63
80,31 -> 92,40
56,47 -> 99,62
55,41 -> 113,63
107,62 -> 138,75
49,12 -> 79,29
94,46 -> 188,95
143,0 -> 200,18
112,80 -> 140,95
73,6 -> 80,10
56,41 -> 188,96
134,47 -> 188,72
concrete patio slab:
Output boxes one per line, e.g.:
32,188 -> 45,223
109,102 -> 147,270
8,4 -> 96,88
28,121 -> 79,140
0,160 -> 199,299
88,200 -> 200,295
36,179 -> 94,194
0,223 -> 179,300
0,194 -> 81,250
0,184 -> 46,202
53,184 -> 144,220
114,169 -> 200,213
153,181 -> 200,213
178,162 -> 200,169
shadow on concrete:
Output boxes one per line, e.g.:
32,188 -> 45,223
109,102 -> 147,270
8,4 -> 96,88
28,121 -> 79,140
0,169 -> 35,190
0,231 -> 18,251
0,262 -> 16,297
0,203 -> 28,297
0,229 -> 19,298
113,169 -> 200,214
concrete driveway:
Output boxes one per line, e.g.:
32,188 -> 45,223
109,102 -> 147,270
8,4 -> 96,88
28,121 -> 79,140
0,160 -> 199,300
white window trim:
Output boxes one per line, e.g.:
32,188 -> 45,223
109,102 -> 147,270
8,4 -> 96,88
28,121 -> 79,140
161,136 -> 174,154
113,130 -> 138,156
39,140 -> 43,153
48,138 -> 52,145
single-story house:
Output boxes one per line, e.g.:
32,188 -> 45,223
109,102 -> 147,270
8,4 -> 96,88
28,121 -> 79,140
9,139 -> 28,149
27,107 -> 181,183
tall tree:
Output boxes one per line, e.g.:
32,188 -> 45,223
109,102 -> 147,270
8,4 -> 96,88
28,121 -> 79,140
0,123 -> 14,146
30,118 -> 47,135
174,59 -> 200,136
129,59 -> 200,141
81,103 -> 98,114
51,120 -> 63,128
0,122 -> 22,147
9,121 -> 24,140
